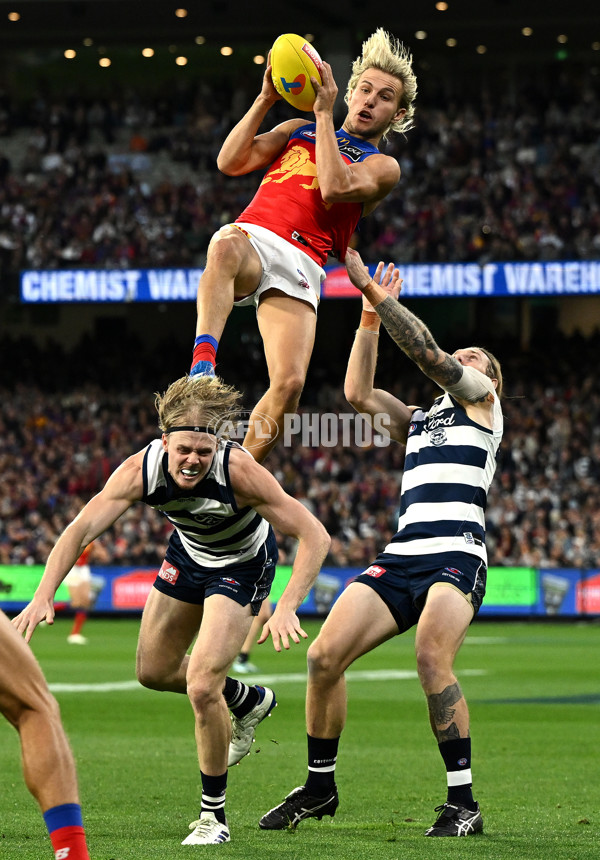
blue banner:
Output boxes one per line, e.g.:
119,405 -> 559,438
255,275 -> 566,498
19,259 -> 600,303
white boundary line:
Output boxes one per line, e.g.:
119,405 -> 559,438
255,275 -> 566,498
49,668 -> 486,693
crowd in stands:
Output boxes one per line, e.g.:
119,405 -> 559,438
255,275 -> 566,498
1,61 -> 600,283
1,60 -> 599,572
1,326 -> 598,572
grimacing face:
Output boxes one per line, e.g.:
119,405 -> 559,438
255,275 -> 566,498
453,347 -> 498,388
162,430 -> 218,490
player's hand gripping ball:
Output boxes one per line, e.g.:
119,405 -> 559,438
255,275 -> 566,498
270,33 -> 323,112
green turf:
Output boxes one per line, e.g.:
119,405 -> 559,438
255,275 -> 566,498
1,618 -> 599,859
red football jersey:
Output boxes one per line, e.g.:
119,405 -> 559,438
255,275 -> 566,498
237,123 -> 381,266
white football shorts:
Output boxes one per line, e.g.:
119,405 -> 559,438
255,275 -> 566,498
230,222 -> 324,312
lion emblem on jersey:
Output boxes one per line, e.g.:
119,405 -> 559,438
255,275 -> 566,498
262,145 -> 320,190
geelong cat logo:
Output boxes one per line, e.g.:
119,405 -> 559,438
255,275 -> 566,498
429,428 -> 447,446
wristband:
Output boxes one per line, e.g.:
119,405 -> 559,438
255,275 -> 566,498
359,308 -> 380,331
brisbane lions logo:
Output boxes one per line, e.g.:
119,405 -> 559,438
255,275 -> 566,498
262,145 -> 320,191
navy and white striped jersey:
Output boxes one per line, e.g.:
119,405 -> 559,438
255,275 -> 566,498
384,391 -> 503,564
141,438 -> 270,568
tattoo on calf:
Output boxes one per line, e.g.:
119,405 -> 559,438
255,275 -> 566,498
428,681 -> 463,727
438,722 -> 461,742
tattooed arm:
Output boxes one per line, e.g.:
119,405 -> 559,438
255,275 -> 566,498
344,259 -> 415,444
344,249 -> 498,432
345,248 -> 462,390
374,294 -> 463,387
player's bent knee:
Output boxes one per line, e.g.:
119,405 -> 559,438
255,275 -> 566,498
3,674 -> 59,727
307,640 -> 342,680
186,679 -> 221,714
136,665 -> 171,691
206,228 -> 249,272
416,646 -> 452,691
270,372 -> 306,408
12,688 -> 61,734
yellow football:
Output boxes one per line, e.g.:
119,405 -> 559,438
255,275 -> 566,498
270,33 -> 323,112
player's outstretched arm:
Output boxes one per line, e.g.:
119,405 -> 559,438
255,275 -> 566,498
344,249 -> 415,443
12,453 -> 144,642
345,247 -> 464,390
229,450 -> 330,652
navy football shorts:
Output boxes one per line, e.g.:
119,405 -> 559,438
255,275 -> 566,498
152,529 -> 278,615
353,550 -> 487,633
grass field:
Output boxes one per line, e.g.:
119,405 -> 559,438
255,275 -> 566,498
1,617 -> 599,859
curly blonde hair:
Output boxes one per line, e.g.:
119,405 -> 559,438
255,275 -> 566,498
345,28 -> 417,137
155,375 -> 243,434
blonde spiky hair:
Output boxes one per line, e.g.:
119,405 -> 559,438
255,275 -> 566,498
345,28 -> 417,136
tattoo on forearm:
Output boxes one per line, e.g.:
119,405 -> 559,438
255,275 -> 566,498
433,354 -> 464,386
376,296 -> 462,384
428,682 -> 463,726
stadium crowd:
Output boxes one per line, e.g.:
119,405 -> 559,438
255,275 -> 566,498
0,61 -> 600,282
1,326 -> 598,572
1,60 -> 599,573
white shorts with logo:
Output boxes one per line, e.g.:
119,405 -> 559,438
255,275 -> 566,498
231,222 -> 325,312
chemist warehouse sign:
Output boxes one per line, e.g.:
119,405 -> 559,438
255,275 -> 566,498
20,260 -> 600,303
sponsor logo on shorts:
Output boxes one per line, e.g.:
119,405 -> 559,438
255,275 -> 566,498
296,268 -> 310,290
442,567 -> 461,582
221,577 -> 239,586
158,561 -> 179,584
363,564 -> 386,578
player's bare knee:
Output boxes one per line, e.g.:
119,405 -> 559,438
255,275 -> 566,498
416,643 -> 445,690
136,662 -> 172,691
270,372 -> 306,411
186,677 -> 220,715
10,688 -> 61,732
205,228 -> 247,276
307,639 -> 341,682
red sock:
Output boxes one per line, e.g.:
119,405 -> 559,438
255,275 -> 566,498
71,611 -> 87,636
191,335 -> 218,370
49,824 -> 90,860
